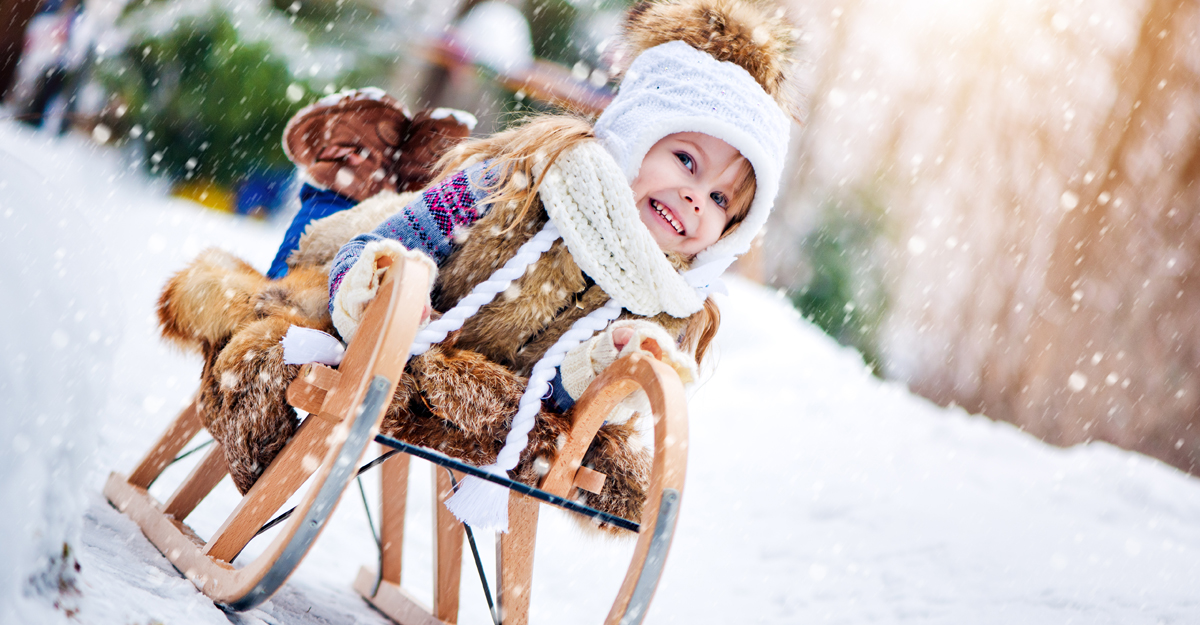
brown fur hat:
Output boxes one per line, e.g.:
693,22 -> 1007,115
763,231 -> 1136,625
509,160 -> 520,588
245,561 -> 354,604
622,0 -> 799,117
283,91 -> 473,201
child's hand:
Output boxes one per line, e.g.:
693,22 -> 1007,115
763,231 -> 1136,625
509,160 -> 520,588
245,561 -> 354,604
376,252 -> 436,326
612,327 -> 634,352
559,320 -> 697,402
612,327 -> 666,360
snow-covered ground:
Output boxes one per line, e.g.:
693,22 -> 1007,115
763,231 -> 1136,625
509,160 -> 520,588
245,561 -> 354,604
3,120 -> 1200,625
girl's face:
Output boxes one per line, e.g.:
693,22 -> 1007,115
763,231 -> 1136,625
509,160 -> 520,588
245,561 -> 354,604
630,132 -> 747,256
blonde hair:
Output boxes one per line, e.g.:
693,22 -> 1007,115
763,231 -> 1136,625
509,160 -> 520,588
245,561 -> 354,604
430,115 -> 595,232
431,113 -> 757,363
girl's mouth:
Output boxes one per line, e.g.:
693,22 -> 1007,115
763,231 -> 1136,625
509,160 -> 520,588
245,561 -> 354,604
650,198 -> 685,235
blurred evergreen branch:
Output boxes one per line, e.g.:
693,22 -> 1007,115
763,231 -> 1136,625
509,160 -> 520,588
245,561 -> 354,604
793,192 -> 890,374
97,0 -> 401,187
527,0 -> 579,66
96,11 -> 308,186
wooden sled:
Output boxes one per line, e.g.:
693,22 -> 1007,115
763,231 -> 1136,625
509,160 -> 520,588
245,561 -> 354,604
104,256 -> 689,624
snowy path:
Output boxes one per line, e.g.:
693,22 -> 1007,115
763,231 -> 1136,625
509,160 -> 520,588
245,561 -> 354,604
4,121 -> 1200,624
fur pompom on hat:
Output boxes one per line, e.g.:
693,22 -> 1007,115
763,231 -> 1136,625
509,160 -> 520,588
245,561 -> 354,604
622,0 -> 798,113
595,0 -> 797,271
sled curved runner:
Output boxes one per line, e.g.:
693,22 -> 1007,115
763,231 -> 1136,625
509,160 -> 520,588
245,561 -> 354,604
103,256 -> 431,608
104,256 -> 690,624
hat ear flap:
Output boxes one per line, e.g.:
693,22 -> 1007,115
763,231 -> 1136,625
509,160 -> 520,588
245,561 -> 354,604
376,117 -> 406,146
391,109 -> 474,192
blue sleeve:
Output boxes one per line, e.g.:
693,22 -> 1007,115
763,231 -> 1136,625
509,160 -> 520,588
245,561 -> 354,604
547,367 -> 576,413
268,184 -> 357,279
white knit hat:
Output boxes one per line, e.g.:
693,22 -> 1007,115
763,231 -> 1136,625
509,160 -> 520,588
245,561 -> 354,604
593,39 -> 791,272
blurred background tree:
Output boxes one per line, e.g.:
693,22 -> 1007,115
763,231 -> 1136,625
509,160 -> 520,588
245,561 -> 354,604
792,190 -> 890,374
92,0 -> 404,213
773,0 -> 1200,474
97,11 -> 302,186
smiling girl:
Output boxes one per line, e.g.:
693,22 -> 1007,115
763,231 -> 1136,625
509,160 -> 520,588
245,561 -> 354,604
320,0 -> 797,529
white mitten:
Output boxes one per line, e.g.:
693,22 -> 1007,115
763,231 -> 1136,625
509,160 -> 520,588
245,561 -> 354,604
331,239 -> 437,343
559,319 -> 698,402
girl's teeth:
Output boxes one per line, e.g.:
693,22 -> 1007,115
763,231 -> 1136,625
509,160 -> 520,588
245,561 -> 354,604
651,199 -> 684,234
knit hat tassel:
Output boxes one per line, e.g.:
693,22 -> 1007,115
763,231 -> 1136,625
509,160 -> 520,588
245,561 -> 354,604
445,299 -> 624,532
409,221 -> 563,356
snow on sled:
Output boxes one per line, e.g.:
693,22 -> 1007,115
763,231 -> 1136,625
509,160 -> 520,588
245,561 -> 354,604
104,255 -> 689,625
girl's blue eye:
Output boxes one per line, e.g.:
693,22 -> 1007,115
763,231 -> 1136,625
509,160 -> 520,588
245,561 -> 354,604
675,152 -> 694,171
710,191 -> 728,209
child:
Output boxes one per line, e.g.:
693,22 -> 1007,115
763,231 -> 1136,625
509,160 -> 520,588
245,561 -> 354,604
323,0 -> 797,530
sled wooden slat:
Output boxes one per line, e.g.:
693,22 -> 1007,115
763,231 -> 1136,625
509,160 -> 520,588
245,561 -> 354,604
432,469 -> 464,623
573,466 -> 606,494
531,352 -> 688,625
105,257 -> 431,609
539,354 -> 682,501
598,355 -> 688,625
163,442 -> 229,521
355,567 -> 448,625
106,475 -> 237,572
128,397 -> 202,489
287,363 -> 341,417
380,452 -> 411,585
497,494 -> 540,625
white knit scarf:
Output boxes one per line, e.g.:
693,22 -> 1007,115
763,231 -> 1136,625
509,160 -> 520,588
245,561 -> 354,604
535,141 -> 706,318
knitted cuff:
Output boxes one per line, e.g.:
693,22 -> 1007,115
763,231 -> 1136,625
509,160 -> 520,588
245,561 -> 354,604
331,239 -> 437,342
559,319 -> 698,401
560,333 -> 610,400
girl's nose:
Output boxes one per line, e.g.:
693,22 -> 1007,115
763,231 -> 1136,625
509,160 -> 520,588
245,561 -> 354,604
683,192 -> 701,212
